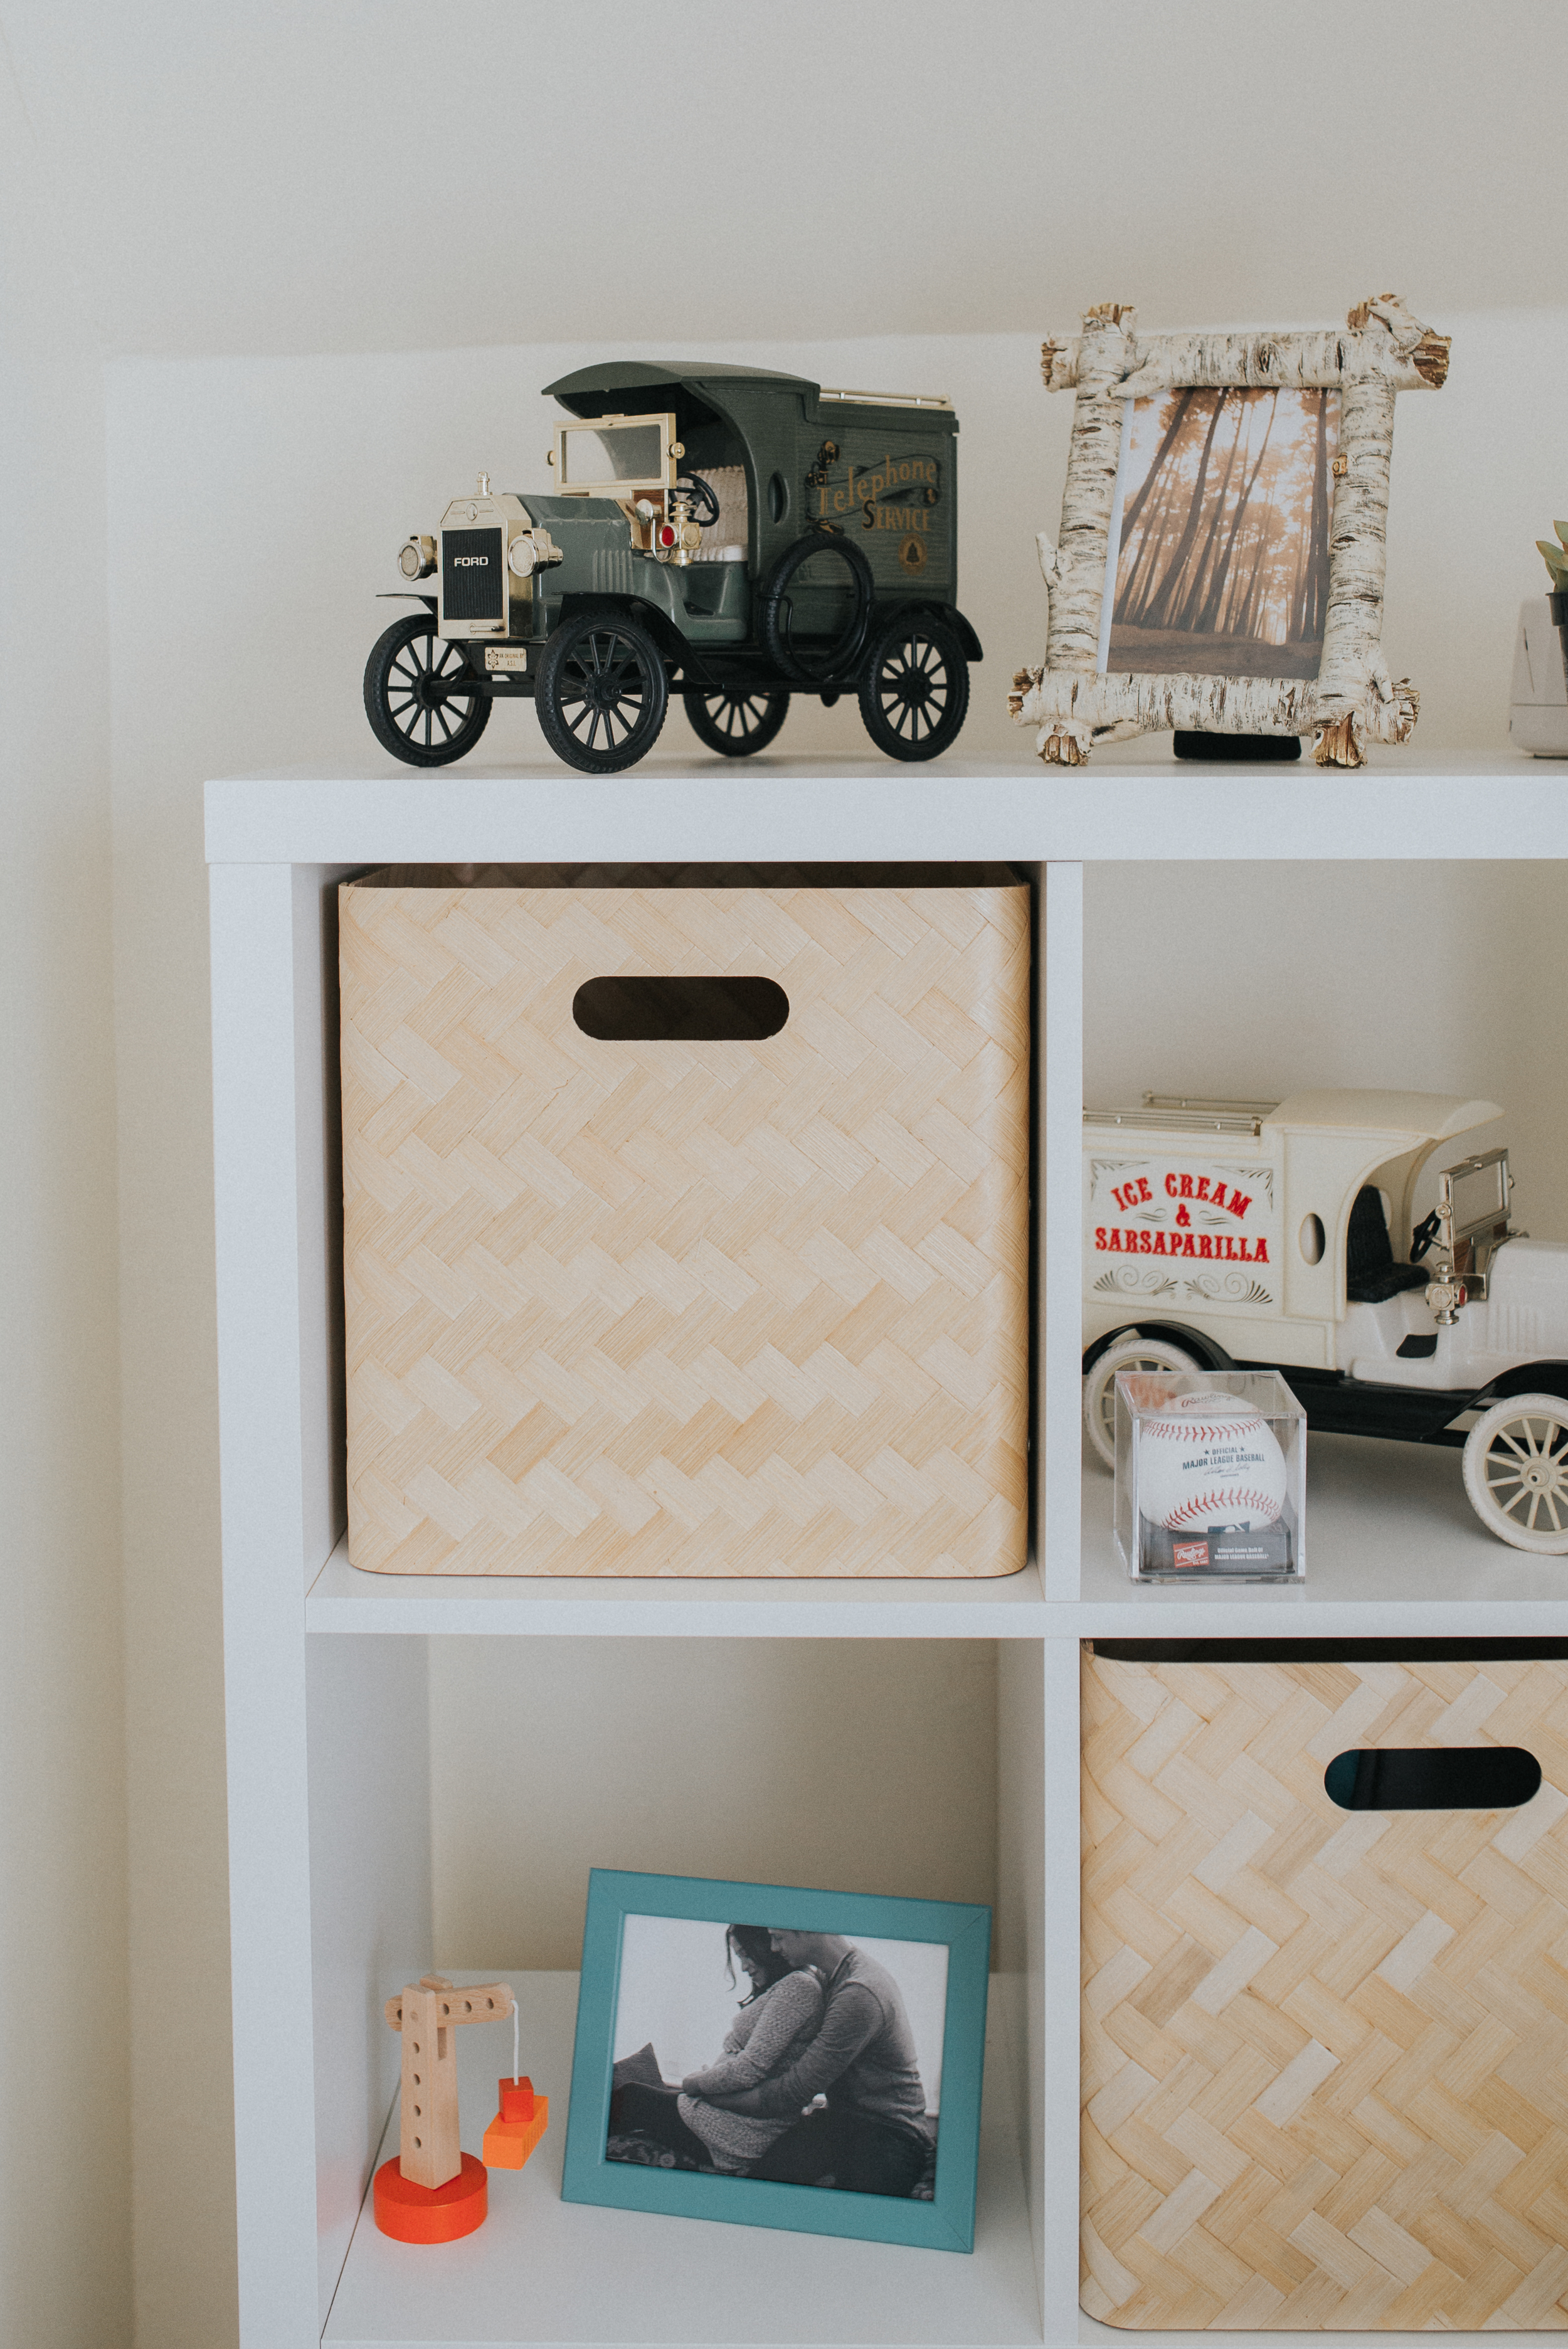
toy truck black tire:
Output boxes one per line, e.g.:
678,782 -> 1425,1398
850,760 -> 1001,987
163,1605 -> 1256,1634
684,691 -> 790,757
364,613 -> 491,768
857,610 -> 970,761
534,605 -> 670,775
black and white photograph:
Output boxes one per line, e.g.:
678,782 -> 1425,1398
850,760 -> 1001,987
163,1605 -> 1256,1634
1106,385 -> 1340,680
605,1915 -> 948,2201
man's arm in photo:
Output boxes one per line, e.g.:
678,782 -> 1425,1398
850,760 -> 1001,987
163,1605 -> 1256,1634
701,1983 -> 882,2118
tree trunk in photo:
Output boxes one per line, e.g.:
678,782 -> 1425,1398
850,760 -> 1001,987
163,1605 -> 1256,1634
1173,396 -> 1247,634
1118,400 -> 1207,630
1304,393 -> 1332,640
1236,487 -> 1276,639
1289,393 -> 1332,645
1115,390 -> 1197,547
1121,470 -> 1182,630
1198,393 -> 1277,637
1139,393 -> 1225,630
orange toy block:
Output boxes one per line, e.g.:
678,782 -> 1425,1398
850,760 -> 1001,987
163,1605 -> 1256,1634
482,2076 -> 549,2170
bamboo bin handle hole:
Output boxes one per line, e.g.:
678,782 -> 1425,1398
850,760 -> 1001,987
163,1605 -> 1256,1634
1325,1746 -> 1542,1810
572,975 -> 789,1041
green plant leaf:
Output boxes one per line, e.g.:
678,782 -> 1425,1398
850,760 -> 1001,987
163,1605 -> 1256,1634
1539,540 -> 1568,578
1555,519 -> 1568,549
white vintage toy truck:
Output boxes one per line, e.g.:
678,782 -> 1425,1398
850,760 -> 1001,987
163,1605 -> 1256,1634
1083,1089 -> 1568,1552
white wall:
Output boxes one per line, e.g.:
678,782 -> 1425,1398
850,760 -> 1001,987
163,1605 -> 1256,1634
1083,861 -> 1568,1240
0,46 -> 129,2349
427,1639 -> 999,1971
6,1 -> 1565,359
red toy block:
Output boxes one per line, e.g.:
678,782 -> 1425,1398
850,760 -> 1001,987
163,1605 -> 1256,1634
499,2076 -> 535,2121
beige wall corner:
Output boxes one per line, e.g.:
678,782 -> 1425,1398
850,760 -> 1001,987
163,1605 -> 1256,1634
0,45 -> 130,2349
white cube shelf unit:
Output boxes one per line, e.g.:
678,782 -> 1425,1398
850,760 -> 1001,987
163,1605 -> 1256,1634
209,751 -> 1568,2349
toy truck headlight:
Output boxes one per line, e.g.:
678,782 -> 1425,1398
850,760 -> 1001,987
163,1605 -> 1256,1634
507,525 -> 563,578
399,534 -> 436,580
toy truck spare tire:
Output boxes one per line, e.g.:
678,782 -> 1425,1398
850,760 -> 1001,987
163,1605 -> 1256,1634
760,534 -> 873,684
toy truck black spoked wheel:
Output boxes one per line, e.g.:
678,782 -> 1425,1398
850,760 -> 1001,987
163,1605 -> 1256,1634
683,690 -> 790,758
536,605 -> 669,774
858,612 -> 970,761
364,613 -> 491,768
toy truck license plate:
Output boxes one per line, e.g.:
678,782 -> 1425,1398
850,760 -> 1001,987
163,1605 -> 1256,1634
1084,1148 -> 1282,1310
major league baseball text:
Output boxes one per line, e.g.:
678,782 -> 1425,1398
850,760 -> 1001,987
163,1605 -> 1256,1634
1137,1391 -> 1288,1530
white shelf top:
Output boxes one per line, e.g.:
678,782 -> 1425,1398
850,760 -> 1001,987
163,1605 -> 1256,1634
204,750 -> 1553,867
307,1423 -> 1568,1638
322,1973 -> 1041,2349
1079,1428 -> 1568,1635
306,1537 -> 1045,1637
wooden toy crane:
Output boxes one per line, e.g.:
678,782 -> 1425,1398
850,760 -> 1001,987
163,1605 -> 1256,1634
373,1974 -> 546,2244
388,1975 -> 513,2189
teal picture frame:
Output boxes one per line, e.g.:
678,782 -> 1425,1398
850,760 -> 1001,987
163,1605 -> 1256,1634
561,1869 -> 991,2252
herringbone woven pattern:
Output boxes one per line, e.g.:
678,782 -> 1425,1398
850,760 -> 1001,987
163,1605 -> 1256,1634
1083,1650 -> 1568,2329
341,870 -> 1029,1576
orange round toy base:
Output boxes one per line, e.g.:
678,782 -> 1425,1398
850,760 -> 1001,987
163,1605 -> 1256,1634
373,2153 -> 487,2244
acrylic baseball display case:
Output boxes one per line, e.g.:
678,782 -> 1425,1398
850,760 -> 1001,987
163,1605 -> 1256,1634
1113,1367 -> 1306,1583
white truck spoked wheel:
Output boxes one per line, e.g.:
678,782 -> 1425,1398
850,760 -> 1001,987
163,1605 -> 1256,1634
1082,1335 -> 1201,1471
1462,1394 -> 1568,1552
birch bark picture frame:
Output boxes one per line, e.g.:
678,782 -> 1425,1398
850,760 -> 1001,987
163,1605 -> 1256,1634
1009,295 -> 1449,770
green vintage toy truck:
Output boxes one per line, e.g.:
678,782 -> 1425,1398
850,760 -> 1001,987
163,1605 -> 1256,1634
364,361 -> 980,773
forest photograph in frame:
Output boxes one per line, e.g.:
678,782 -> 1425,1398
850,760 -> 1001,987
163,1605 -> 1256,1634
1106,387 -> 1339,682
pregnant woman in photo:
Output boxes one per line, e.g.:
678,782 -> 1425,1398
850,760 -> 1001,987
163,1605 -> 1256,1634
607,1926 -> 824,2173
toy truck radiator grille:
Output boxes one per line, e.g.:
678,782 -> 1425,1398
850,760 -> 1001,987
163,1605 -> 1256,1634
442,526 -> 504,620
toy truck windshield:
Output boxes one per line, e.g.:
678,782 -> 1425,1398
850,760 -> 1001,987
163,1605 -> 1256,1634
555,415 -> 675,496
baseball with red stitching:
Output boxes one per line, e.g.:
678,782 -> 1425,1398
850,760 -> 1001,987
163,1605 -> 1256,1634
1136,1388 -> 1287,1530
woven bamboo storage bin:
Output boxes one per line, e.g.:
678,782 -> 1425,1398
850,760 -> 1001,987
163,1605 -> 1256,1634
340,863 -> 1029,1577
1081,1640 -> 1568,2330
